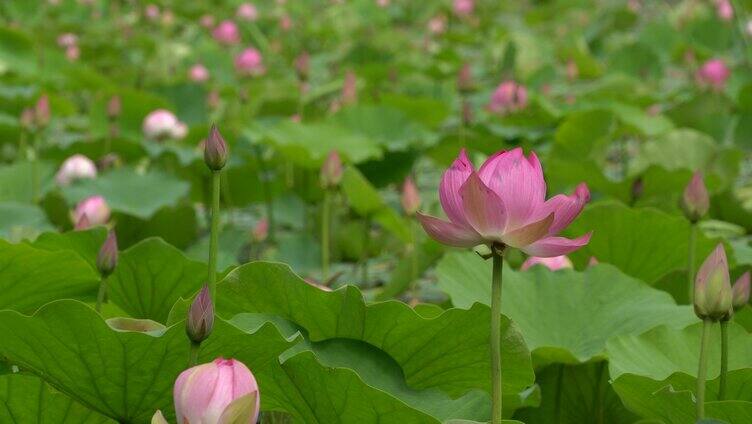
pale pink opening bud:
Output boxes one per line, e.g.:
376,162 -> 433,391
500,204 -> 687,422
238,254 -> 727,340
96,230 -> 118,277
56,154 -> 97,186
35,95 -> 50,127
234,47 -> 264,76
236,3 -> 258,21
174,358 -> 260,424
212,20 -> 241,45
733,271 -> 750,310
144,4 -> 160,21
252,219 -> 268,242
694,244 -> 733,321
342,71 -> 357,105
72,196 -> 111,228
401,176 -> 421,216
204,124 -> 228,171
696,59 -> 730,91
57,33 -> 78,48
715,0 -> 734,21
453,0 -> 474,17
107,96 -> 121,119
488,81 -> 528,114
521,255 -> 573,271
681,171 -> 709,222
427,15 -> 447,35
186,285 -> 214,344
199,14 -> 215,29
142,109 -> 187,140
457,63 -> 473,93
320,150 -> 343,189
189,64 -> 210,82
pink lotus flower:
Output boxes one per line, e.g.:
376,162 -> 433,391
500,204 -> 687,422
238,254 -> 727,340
35,95 -> 50,127
453,0 -> 474,17
488,81 -> 528,114
236,3 -> 258,21
73,196 -> 110,228
56,154 -> 97,186
234,47 -> 264,76
417,148 -> 591,257
174,358 -> 260,424
252,218 -> 269,242
212,20 -> 241,45
521,255 -> 573,271
142,109 -> 187,140
697,59 -> 730,91
189,64 -> 210,82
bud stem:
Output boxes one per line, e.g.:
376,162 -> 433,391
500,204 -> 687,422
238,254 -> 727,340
696,319 -> 712,420
409,220 -> 419,301
321,189 -> 331,282
687,223 -> 697,302
95,277 -> 107,312
208,171 -> 221,300
188,341 -> 200,367
719,319 -> 729,400
490,249 -> 504,424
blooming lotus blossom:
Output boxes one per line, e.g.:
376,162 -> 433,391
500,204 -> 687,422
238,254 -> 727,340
174,358 -> 260,424
73,196 -> 110,228
142,109 -> 187,140
234,47 -> 264,76
212,20 -> 241,45
521,255 -> 573,271
236,3 -> 258,21
189,64 -> 210,82
417,148 -> 591,257
488,81 -> 528,114
697,59 -> 730,91
694,244 -> 733,321
56,154 -> 97,186
453,0 -> 474,17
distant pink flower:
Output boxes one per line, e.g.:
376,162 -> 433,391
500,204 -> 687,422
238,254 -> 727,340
65,45 -> 80,61
57,33 -> 78,48
142,109 -> 187,140
376,0 -> 390,7
417,148 -> 591,256
199,14 -> 215,29
453,0 -> 474,17
56,154 -> 97,186
342,71 -> 357,105
715,0 -> 733,21
188,64 -> 210,82
144,4 -> 160,21
236,3 -> 258,21
212,20 -> 241,45
488,80 -> 528,114
252,219 -> 269,242
521,255 -> 573,271
73,196 -> 110,228
427,15 -> 447,35
279,14 -> 293,31
234,47 -> 264,76
35,95 -> 50,127
696,59 -> 730,90
401,176 -> 421,216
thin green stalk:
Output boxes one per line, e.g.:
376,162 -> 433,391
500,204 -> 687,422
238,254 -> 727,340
594,361 -> 606,424
30,132 -> 40,203
321,189 -> 331,282
720,319 -> 729,400
409,220 -> 419,301
688,223 -> 697,302
490,249 -> 504,424
207,171 -> 221,300
95,277 -> 107,312
255,146 -> 275,243
188,342 -> 200,367
696,319 -> 712,420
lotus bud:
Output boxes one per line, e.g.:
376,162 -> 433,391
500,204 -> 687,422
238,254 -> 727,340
72,196 -> 111,228
320,150 -> 343,189
55,154 -> 97,186
174,358 -> 260,424
457,63 -> 473,93
65,45 -> 80,61
107,95 -> 121,119
427,15 -> 447,35
212,20 -> 241,45
716,0 -> 733,21
96,230 -> 118,277
186,285 -> 214,344
401,176 -> 420,216
252,218 -> 268,243
733,271 -> 750,310
204,124 -> 228,171
143,109 -> 185,140
694,244 -> 734,321
521,255 -> 573,271
681,171 -> 709,223
295,51 -> 310,81
35,95 -> 50,127
56,33 -> 78,48
188,64 -> 210,82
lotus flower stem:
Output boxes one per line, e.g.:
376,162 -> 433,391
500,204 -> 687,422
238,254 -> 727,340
95,279 -> 107,312
321,189 -> 331,282
188,342 -> 200,367
687,223 -> 697,302
696,319 -> 712,420
208,171 -> 221,300
490,247 -> 504,423
409,221 -> 419,301
719,319 -> 729,400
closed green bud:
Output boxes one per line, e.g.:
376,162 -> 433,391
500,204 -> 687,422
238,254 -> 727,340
96,230 -> 118,277
204,124 -> 228,171
694,244 -> 733,321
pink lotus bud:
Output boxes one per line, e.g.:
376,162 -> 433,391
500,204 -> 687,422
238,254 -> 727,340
96,230 -> 118,277
696,59 -> 730,91
74,213 -> 91,231
715,0 -> 733,21
588,256 -> 599,267
320,150 -> 343,189
488,81 -> 528,114
236,3 -> 258,21
733,271 -> 750,310
252,219 -> 268,242
681,171 -> 709,223
56,154 -> 97,186
401,176 -> 421,216
56,33 -> 78,48
521,255 -> 573,271
199,14 -> 215,29
417,149 -> 591,256
342,71 -> 357,105
142,109 -> 186,140
457,63 -> 473,93
212,20 -> 240,45
234,47 -> 264,76
204,124 -> 228,171
694,244 -> 733,321
427,15 -> 447,35
295,51 -> 310,81
188,64 -> 210,82
186,285 -> 214,344
107,96 -> 121,119
144,4 -> 160,21
65,45 -> 80,61
73,196 -> 110,228
174,358 -> 260,424
35,95 -> 50,127
453,0 -> 474,17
